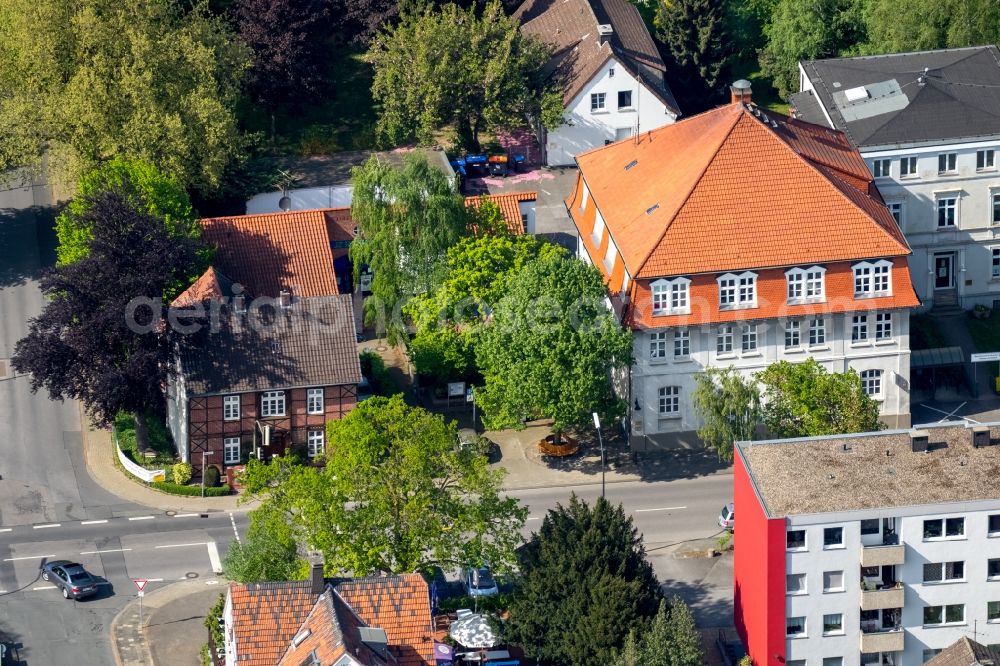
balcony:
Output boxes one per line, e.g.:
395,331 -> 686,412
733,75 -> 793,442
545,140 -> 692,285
861,582 -> 904,611
860,627 -> 904,654
861,543 -> 905,567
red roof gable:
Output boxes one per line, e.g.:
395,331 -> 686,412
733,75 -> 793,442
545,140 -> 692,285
465,192 -> 535,235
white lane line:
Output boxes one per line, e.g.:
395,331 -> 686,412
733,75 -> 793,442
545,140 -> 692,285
207,542 -> 222,574
128,516 -> 155,521
205,580 -> 220,585
0,528 -> 12,533
634,506 -> 687,513
155,542 -> 209,549
31,585 -> 57,591
0,590 -> 7,594
173,513 -> 200,518
229,513 -> 241,545
33,523 -> 61,529
526,517 -> 541,521
3,555 -> 54,562
145,578 -> 164,583
80,519 -> 108,525
80,548 -> 132,555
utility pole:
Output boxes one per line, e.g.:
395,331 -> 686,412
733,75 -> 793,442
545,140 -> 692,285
593,412 -> 605,498
201,450 -> 206,498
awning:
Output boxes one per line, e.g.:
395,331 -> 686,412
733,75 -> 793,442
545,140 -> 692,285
911,346 -> 965,369
434,641 -> 455,663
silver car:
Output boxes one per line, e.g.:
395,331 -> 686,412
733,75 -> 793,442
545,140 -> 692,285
40,560 -> 99,600
718,502 -> 735,531
463,565 -> 499,597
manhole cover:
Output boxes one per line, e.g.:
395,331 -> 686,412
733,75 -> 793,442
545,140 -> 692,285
376,345 -> 388,352
185,572 -> 199,579
165,510 -> 176,516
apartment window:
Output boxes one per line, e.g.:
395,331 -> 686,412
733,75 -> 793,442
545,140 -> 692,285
651,278 -> 690,315
305,429 -> 324,457
900,155 -> 917,177
590,92 -> 606,112
788,662 -> 806,666
937,196 -> 957,227
717,325 -> 734,354
938,152 -> 957,173
718,272 -> 756,307
852,314 -> 869,342
989,514 -> 1000,535
784,320 -> 801,349
786,616 -> 806,638
786,573 -> 806,595
670,281 -> 688,310
261,390 -> 286,417
822,658 -> 843,666
823,570 -> 844,592
924,517 -> 965,539
719,275 -> 736,305
617,90 -> 633,109
658,386 -> 679,416
822,613 -> 844,635
223,395 -> 240,421
989,601 -> 1000,622
887,201 -> 903,226
989,559 -> 1000,579
993,193 -> 1000,224
861,369 -> 883,398
860,519 -> 880,535
809,318 -> 826,346
650,331 -> 668,359
673,330 -> 690,358
923,561 -> 965,583
741,324 -> 758,353
739,274 -> 756,303
978,149 -> 996,170
924,604 -> 965,625
875,312 -> 892,340
993,249 -> 1000,278
853,260 -> 892,296
787,529 -> 806,550
224,436 -> 240,464
307,388 -> 324,415
786,266 -> 825,301
823,526 -> 844,548
872,158 -> 892,177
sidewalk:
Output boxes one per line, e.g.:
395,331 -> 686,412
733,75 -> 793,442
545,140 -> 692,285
111,578 -> 225,666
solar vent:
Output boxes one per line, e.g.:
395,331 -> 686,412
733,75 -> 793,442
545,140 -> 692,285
645,203 -> 660,214
624,159 -> 638,171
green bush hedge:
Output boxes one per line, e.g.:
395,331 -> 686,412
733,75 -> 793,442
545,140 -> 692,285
152,481 -> 232,497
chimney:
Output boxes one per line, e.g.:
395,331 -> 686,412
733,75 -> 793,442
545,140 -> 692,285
309,554 -> 325,595
730,79 -> 752,105
279,289 -> 292,310
597,24 -> 613,46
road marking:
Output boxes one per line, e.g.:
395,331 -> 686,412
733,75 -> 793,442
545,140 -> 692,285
80,548 -> 132,555
155,542 -> 209,549
229,513 -> 242,545
3,555 -> 54,561
128,516 -> 155,521
634,506 -> 687,513
173,513 -> 200,518
526,517 -> 541,521
207,542 -> 222,574
145,578 -> 164,583
31,585 -> 57,591
0,528 -> 11,533
205,580 -> 220,585
33,523 -> 61,529
80,520 -> 108,525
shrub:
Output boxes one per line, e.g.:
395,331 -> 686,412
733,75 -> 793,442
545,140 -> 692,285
152,481 -> 231,497
360,350 -> 398,396
204,465 -> 222,488
172,462 -> 193,485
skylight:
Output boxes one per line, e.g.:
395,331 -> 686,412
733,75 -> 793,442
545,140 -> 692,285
646,203 -> 660,214
844,86 -> 869,102
625,160 -> 638,171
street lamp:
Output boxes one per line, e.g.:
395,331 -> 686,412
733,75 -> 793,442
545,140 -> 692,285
592,412 -> 605,498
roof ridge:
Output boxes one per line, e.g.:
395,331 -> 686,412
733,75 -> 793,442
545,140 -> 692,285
806,44 -> 993,65
765,113 -> 872,184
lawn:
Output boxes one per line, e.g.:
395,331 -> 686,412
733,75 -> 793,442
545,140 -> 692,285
727,58 -> 789,114
967,314 -> 1000,353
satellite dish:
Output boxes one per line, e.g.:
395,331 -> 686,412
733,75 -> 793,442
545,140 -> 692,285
278,195 -> 292,211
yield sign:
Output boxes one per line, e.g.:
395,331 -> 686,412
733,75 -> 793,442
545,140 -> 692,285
133,579 -> 148,592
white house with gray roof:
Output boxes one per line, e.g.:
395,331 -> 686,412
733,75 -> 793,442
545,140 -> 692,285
791,46 -> 1000,311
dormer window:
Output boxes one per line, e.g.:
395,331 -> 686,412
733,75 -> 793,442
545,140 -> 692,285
717,272 -> 756,308
853,260 -> 892,298
651,277 -> 690,316
786,266 -> 826,302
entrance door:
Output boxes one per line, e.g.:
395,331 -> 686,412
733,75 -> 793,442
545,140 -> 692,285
934,254 -> 953,289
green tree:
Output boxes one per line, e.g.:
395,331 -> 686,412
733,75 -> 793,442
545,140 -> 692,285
614,597 -> 703,666
508,496 -> 662,666
223,507 -> 305,583
656,0 -> 731,107
239,396 -> 526,575
0,0 -> 250,192
349,152 -> 471,344
757,358 -> 883,438
407,327 -> 477,386
860,0 -> 1000,54
475,255 -> 633,444
367,0 -> 559,150
692,366 -> 762,462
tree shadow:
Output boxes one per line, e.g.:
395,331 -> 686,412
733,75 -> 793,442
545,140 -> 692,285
659,575 -> 733,629
0,204 -> 57,289
0,622 -> 26,666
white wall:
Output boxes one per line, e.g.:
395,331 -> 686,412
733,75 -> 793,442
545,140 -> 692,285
246,185 -> 353,214
546,57 -> 677,166
166,370 -> 189,463
223,591 -> 236,666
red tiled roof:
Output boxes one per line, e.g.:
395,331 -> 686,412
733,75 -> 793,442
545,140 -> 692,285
277,592 -> 349,666
228,581 -> 318,666
465,192 -> 535,235
170,266 -> 232,308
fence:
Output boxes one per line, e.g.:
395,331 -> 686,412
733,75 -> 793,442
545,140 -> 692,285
114,435 -> 166,483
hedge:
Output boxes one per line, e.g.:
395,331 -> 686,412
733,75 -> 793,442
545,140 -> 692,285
152,481 -> 232,497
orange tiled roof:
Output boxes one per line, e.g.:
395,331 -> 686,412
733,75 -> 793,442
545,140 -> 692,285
170,266 -> 233,307
228,581 -> 318,666
276,591 -> 350,666
465,192 -> 535,235
200,210 -> 340,298
570,102 -> 912,279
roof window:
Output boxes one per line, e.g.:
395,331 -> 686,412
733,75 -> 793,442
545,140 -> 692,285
844,86 -> 869,102
646,203 -> 660,214
625,159 -> 638,171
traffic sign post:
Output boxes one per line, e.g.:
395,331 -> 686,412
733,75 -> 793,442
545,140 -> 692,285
134,579 -> 148,626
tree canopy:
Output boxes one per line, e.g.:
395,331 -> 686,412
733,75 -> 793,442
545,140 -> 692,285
614,598 -> 704,666
475,255 -> 633,441
0,0 -> 250,192
223,506 -> 306,583
12,182 -> 203,427
367,0 -> 560,150
692,366 -> 762,462
507,496 -> 662,665
239,396 -> 526,576
656,0 -> 731,107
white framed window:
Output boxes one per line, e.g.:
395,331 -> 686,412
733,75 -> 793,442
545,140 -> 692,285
261,390 -> 286,417
786,616 -> 806,638
852,314 -> 869,342
590,92 -> 606,112
224,436 -> 240,464
658,386 -> 679,416
994,249 -> 1000,278
719,275 -> 736,306
823,570 -> 844,592
617,90 -> 633,109
718,271 -> 756,308
991,559 -> 1000,580
651,277 -> 690,315
988,600 -> 1000,622
823,526 -> 844,548
922,560 -> 965,583
786,266 -> 825,302
887,201 -> 903,226
937,195 -> 957,227
900,156 -> 917,177
938,152 -> 957,173
223,395 -> 240,421
591,209 -> 605,243
872,158 -> 891,178
822,613 -> 844,635
978,149 -> 996,171
307,429 -> 324,457
741,324 -> 758,353
307,387 -> 324,415
860,369 -> 882,397
923,516 -> 965,540
990,514 -> 1000,536
784,320 -> 801,349
786,529 -> 806,550
823,658 -> 843,666
993,192 -> 1000,225
603,236 -> 618,271
924,604 -> 964,626
650,331 -> 668,359
809,318 -> 826,346
853,260 -> 892,297
786,573 -> 806,595
717,325 -> 734,354
673,330 -> 690,358
875,312 -> 892,340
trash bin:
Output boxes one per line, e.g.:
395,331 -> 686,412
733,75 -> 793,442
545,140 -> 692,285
511,153 -> 526,172
487,154 -> 508,177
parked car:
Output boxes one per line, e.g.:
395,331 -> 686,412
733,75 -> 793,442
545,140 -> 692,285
40,560 -> 99,600
718,502 -> 735,531
463,565 -> 499,597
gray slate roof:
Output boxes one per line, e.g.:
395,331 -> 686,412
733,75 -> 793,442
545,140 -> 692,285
795,46 -> 1000,148
179,295 -> 361,396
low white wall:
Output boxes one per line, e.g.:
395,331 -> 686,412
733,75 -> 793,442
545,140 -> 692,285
116,444 -> 166,483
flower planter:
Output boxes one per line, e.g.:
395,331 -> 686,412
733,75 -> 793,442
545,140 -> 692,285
538,434 -> 580,457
